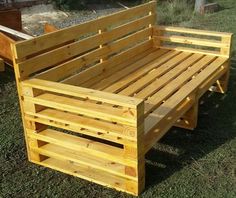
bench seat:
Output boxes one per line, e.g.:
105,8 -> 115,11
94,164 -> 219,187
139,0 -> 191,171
72,48 -> 228,152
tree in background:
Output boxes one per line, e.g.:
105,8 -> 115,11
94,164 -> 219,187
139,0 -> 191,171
194,0 -> 206,13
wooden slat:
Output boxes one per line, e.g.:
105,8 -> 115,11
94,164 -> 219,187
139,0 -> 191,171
118,52 -> 192,96
13,1 -> 156,59
18,27 -> 152,78
103,50 -> 180,93
156,26 -> 233,37
135,53 -> 204,99
25,108 -> 137,139
62,40 -> 153,86
32,143 -> 136,180
81,48 -> 156,88
155,35 -> 228,48
22,79 -> 143,108
91,49 -> 169,90
157,45 -> 224,57
23,93 -> 137,126
20,14 -> 155,78
28,129 -> 135,166
33,158 -> 137,195
0,25 -> 33,40
144,55 -> 217,115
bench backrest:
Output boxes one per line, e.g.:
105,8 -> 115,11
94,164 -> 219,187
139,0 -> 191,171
11,1 -> 157,81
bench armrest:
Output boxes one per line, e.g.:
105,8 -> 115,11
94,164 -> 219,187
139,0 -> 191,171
21,78 -> 144,142
153,25 -> 233,57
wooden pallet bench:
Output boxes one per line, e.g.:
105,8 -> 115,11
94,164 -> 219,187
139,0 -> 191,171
11,1 -> 233,195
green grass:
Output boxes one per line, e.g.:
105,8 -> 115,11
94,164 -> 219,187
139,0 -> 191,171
1,0 -> 236,197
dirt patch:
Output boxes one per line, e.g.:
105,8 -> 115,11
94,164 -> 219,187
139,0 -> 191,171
21,3 -> 124,36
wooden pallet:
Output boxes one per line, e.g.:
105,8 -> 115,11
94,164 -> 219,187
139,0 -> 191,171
10,1 -> 233,195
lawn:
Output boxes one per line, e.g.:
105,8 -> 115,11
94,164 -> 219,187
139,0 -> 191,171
0,0 -> 236,197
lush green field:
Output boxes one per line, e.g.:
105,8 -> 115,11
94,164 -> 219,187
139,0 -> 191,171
1,0 -> 236,197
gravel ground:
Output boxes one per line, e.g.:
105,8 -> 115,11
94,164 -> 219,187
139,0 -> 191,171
21,3 -> 125,36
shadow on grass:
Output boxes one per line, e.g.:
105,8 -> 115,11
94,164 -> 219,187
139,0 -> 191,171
145,59 -> 236,189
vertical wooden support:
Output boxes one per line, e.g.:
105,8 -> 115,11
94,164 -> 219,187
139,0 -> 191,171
0,58 -> 5,71
213,34 -> 232,94
174,101 -> 199,130
11,43 -> 46,162
124,102 -> 145,195
153,28 -> 163,47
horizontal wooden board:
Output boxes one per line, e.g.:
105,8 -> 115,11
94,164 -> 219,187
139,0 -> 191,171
32,157 -> 137,195
22,79 -> 143,108
19,27 -> 152,78
28,129 -> 136,166
103,50 -> 180,93
32,143 -> 136,180
24,93 -> 137,126
63,40 -> 153,86
156,26 -> 233,37
155,35 -> 228,48
25,108 -> 137,139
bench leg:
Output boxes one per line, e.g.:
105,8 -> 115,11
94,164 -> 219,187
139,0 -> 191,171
174,101 -> 199,130
210,68 -> 230,94
124,145 -> 145,195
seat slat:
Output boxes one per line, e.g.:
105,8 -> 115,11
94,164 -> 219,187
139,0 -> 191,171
103,50 -> 181,93
135,53 -> 204,99
118,52 -> 192,96
144,55 -> 217,115
81,48 -> 156,88
91,49 -> 169,90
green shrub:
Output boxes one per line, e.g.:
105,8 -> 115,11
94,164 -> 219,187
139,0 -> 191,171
157,0 -> 195,25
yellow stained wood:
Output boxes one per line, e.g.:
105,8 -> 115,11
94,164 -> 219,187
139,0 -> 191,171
92,49 -> 169,90
28,129 -> 136,167
25,108 -> 137,139
23,93 -> 137,126
118,52 -> 192,96
63,40 -> 153,86
32,143 -> 137,180
81,48 -> 155,88
144,55 -> 217,115
135,53 -> 204,99
22,79 -> 143,108
14,1 -> 156,59
103,50 -> 181,93
156,26 -> 233,37
155,35 -> 228,48
33,157 -> 138,195
144,57 -> 227,152
19,27 -> 152,78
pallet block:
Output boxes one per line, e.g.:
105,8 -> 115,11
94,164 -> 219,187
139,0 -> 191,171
10,1 -> 233,195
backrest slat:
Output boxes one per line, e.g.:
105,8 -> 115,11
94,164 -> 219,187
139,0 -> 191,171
11,1 -> 157,80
